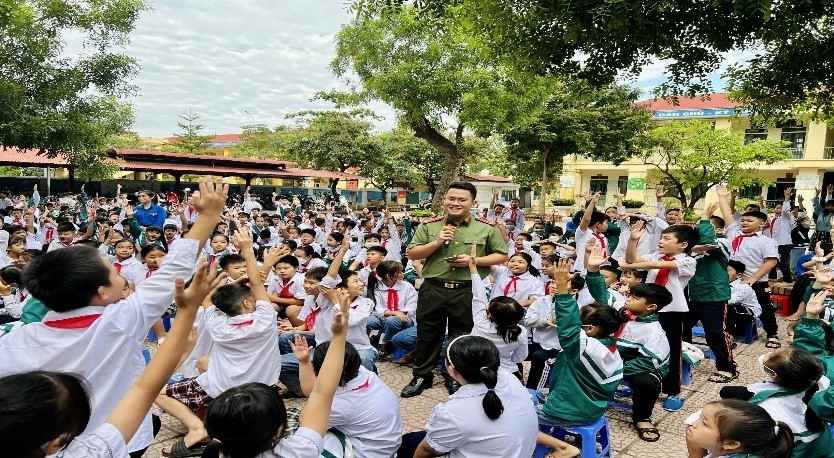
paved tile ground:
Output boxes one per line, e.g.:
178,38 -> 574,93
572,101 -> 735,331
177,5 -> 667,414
144,316 -> 786,458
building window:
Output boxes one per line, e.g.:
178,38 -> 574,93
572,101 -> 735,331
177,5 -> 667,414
744,128 -> 768,144
617,176 -> 628,195
589,176 -> 608,195
737,184 -> 762,200
781,128 -> 806,159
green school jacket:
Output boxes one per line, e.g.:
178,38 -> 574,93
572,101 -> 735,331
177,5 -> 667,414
541,294 -> 623,424
687,220 -> 730,302
793,316 -> 834,381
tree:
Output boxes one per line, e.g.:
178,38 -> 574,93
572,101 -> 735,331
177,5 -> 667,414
171,110 -> 213,154
505,83 -> 653,215
327,4 -> 553,211
351,1 -> 834,120
283,109 -> 375,196
643,120 -> 791,210
359,130 -> 423,203
1,0 -> 146,158
403,140 -> 446,198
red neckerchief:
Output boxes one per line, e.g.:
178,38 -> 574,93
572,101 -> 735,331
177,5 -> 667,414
44,314 -> 102,329
544,281 -> 551,296
769,218 -> 776,237
654,255 -> 676,286
304,306 -> 320,330
231,319 -> 254,327
278,281 -> 294,299
45,227 -> 55,243
592,231 -> 608,257
145,267 -> 158,279
350,377 -> 371,391
731,233 -> 757,252
510,208 -> 518,221
387,288 -> 399,311
613,310 -> 639,339
504,275 -> 520,296
115,262 -> 123,274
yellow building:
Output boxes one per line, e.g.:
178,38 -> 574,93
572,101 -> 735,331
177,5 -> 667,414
558,93 -> 834,210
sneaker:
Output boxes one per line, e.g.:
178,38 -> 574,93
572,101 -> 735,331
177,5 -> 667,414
663,395 -> 686,412
401,376 -> 433,398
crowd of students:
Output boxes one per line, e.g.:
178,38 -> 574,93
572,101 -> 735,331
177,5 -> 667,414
1,179 -> 834,458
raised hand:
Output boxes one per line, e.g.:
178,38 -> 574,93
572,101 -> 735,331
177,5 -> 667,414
828,184 -> 833,195
124,205 -> 135,218
191,177 -> 228,215
290,334 -> 314,363
586,245 -> 607,270
715,185 -> 729,198
177,259 -> 226,311
232,227 -> 254,252
805,290 -> 829,319
331,288 -> 351,336
784,187 -> 793,200
655,185 -> 666,198
700,202 -> 719,220
629,220 -> 646,240
552,258 -> 573,294
614,187 -> 624,199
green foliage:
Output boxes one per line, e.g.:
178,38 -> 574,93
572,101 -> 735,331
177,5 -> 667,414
71,149 -> 121,182
0,0 -> 146,157
409,209 -> 436,217
172,109 -> 213,154
359,130 -> 424,201
622,199 -> 645,209
645,120 -> 791,209
551,198 -> 576,206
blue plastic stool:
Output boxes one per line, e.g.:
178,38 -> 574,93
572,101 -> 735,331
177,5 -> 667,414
147,316 -> 173,342
141,347 -> 151,364
535,417 -> 612,458
608,381 -> 633,410
682,360 -> 691,386
392,345 -> 407,362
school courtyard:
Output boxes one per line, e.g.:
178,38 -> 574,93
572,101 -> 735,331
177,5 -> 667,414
144,314 -> 787,457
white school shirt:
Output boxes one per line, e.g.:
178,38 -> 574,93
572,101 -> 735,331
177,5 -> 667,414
180,307 -> 213,378
489,266 -> 544,303
424,372 -> 538,458
729,279 -> 762,317
768,201 -> 794,246
267,272 -> 308,301
611,211 -> 669,261
372,279 -> 418,322
523,295 -> 561,350
573,227 -> 608,273
46,238 -> 75,252
0,239 -> 199,453
328,366 -> 403,458
299,257 -> 327,274
196,300 -> 282,397
644,251 -> 697,313
265,427 -> 324,458
725,223 -> 780,283
471,274 -> 529,373
507,242 -> 543,271
98,248 -> 144,286
748,379 -> 831,447
61,422 -> 127,458
312,275 -> 374,350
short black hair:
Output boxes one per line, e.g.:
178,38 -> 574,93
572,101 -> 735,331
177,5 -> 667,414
448,181 -> 477,200
23,245 -> 112,312
219,253 -> 246,270
210,283 -> 253,316
312,341 -> 361,386
727,259 -> 746,275
661,225 -> 699,253
710,215 -> 725,229
305,266 -> 328,282
145,226 -> 163,234
299,228 -> 316,237
589,212 -> 610,226
56,222 -> 76,233
741,210 -> 768,222
366,245 -> 388,257
275,255 -> 299,269
630,283 -> 673,311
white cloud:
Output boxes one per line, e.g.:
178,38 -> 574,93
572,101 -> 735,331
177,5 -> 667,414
114,0 -> 396,137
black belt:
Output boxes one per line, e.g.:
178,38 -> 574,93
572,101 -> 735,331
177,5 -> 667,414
425,278 -> 472,289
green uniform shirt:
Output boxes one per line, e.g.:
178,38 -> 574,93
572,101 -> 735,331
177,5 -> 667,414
408,216 -> 507,281
688,220 -> 731,302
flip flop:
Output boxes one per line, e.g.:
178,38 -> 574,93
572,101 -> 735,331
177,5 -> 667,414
632,420 -> 660,442
162,438 -> 208,457
708,371 -> 740,383
765,337 -> 782,349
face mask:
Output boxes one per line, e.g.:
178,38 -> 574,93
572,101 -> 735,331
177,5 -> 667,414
296,256 -> 307,265
365,242 -> 379,248
758,354 -> 775,383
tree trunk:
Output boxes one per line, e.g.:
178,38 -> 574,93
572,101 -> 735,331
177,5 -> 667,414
329,178 -> 339,198
410,116 -> 465,214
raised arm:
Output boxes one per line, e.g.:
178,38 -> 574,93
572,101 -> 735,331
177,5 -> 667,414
716,186 -> 734,226
233,227 -> 269,302
578,191 -> 601,232
624,220 -> 647,264
327,235 -> 351,280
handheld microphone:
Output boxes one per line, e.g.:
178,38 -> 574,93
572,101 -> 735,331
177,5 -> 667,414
443,221 -> 458,247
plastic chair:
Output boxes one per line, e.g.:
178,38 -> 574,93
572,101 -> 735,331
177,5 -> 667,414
771,294 -> 791,316
608,381 -> 633,410
147,316 -> 173,342
682,360 -> 691,386
392,345 -> 407,361
534,417 -> 612,458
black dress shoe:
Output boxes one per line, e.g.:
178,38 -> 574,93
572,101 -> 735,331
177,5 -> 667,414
401,376 -> 433,398
444,377 -> 461,395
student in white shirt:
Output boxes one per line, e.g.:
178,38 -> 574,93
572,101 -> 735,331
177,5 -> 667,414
0,262 -> 222,458
291,338 -> 403,458
264,253 -> 308,325
573,191 -> 610,274
366,260 -> 418,355
767,189 -> 796,283
99,238 -> 144,286
202,283 -> 352,458
408,335 -> 538,458
155,227 -> 282,455
0,177 -> 226,456
727,260 -> 763,337
490,252 -> 544,308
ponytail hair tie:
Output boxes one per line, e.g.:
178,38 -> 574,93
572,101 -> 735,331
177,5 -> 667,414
487,388 -> 495,392
480,366 -> 489,372
211,438 -> 222,445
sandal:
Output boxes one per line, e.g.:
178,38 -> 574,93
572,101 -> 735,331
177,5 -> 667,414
162,438 -> 208,457
765,337 -> 782,349
708,371 -> 740,383
632,420 -> 660,442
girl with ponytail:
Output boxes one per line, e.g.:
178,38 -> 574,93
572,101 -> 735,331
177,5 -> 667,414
412,335 -> 538,458
489,252 -> 544,307
685,399 -> 794,458
467,244 -> 528,377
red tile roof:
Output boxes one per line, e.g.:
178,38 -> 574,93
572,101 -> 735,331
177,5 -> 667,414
0,147 -> 68,166
636,93 -> 742,111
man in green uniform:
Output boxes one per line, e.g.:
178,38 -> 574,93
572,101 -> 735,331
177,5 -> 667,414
401,181 -> 508,397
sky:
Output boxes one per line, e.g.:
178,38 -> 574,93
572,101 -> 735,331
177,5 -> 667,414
115,0 -> 739,138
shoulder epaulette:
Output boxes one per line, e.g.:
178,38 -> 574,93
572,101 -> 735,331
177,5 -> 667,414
424,216 -> 444,223
475,217 -> 496,226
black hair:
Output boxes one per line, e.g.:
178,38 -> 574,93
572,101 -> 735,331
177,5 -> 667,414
0,265 -> 22,287
621,269 -> 647,282
448,181 -> 477,200
365,232 -> 382,242
23,245 -> 112,312
275,254 -> 300,269
488,296 -> 526,343
710,215 -> 726,229
344,219 -> 357,229
727,259 -> 747,275
305,266 -> 328,282
282,239 -> 298,251
312,341 -> 361,386
56,222 -> 76,233
328,232 -> 345,243
4,225 -> 24,236
741,210 -> 768,222
314,217 -> 325,227
219,253 -> 246,270
299,228 -> 316,237
336,269 -> 358,288
665,208 -> 681,215
210,283 -> 253,316
0,371 -> 92,458
570,275 -> 586,292
7,235 -> 26,249
259,229 -> 272,239
629,283 -> 673,311
20,249 -> 42,263
599,265 -> 621,280
766,348 -> 825,433
202,383 -> 287,458
211,233 -> 230,242
589,212 -> 610,227
367,260 -> 404,305
509,252 -> 540,277
446,335 -> 503,420
140,244 -> 167,259
295,245 -> 320,259
550,226 -> 564,236
146,225 -> 163,234
660,225 -> 698,253
539,241 -> 557,250
366,245 -> 388,257
580,303 -> 625,337
515,232 -> 532,242
708,399 -> 794,458
163,224 -> 178,231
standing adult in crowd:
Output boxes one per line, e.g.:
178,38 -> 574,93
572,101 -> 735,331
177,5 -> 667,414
133,190 -> 167,228
401,181 -> 508,397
